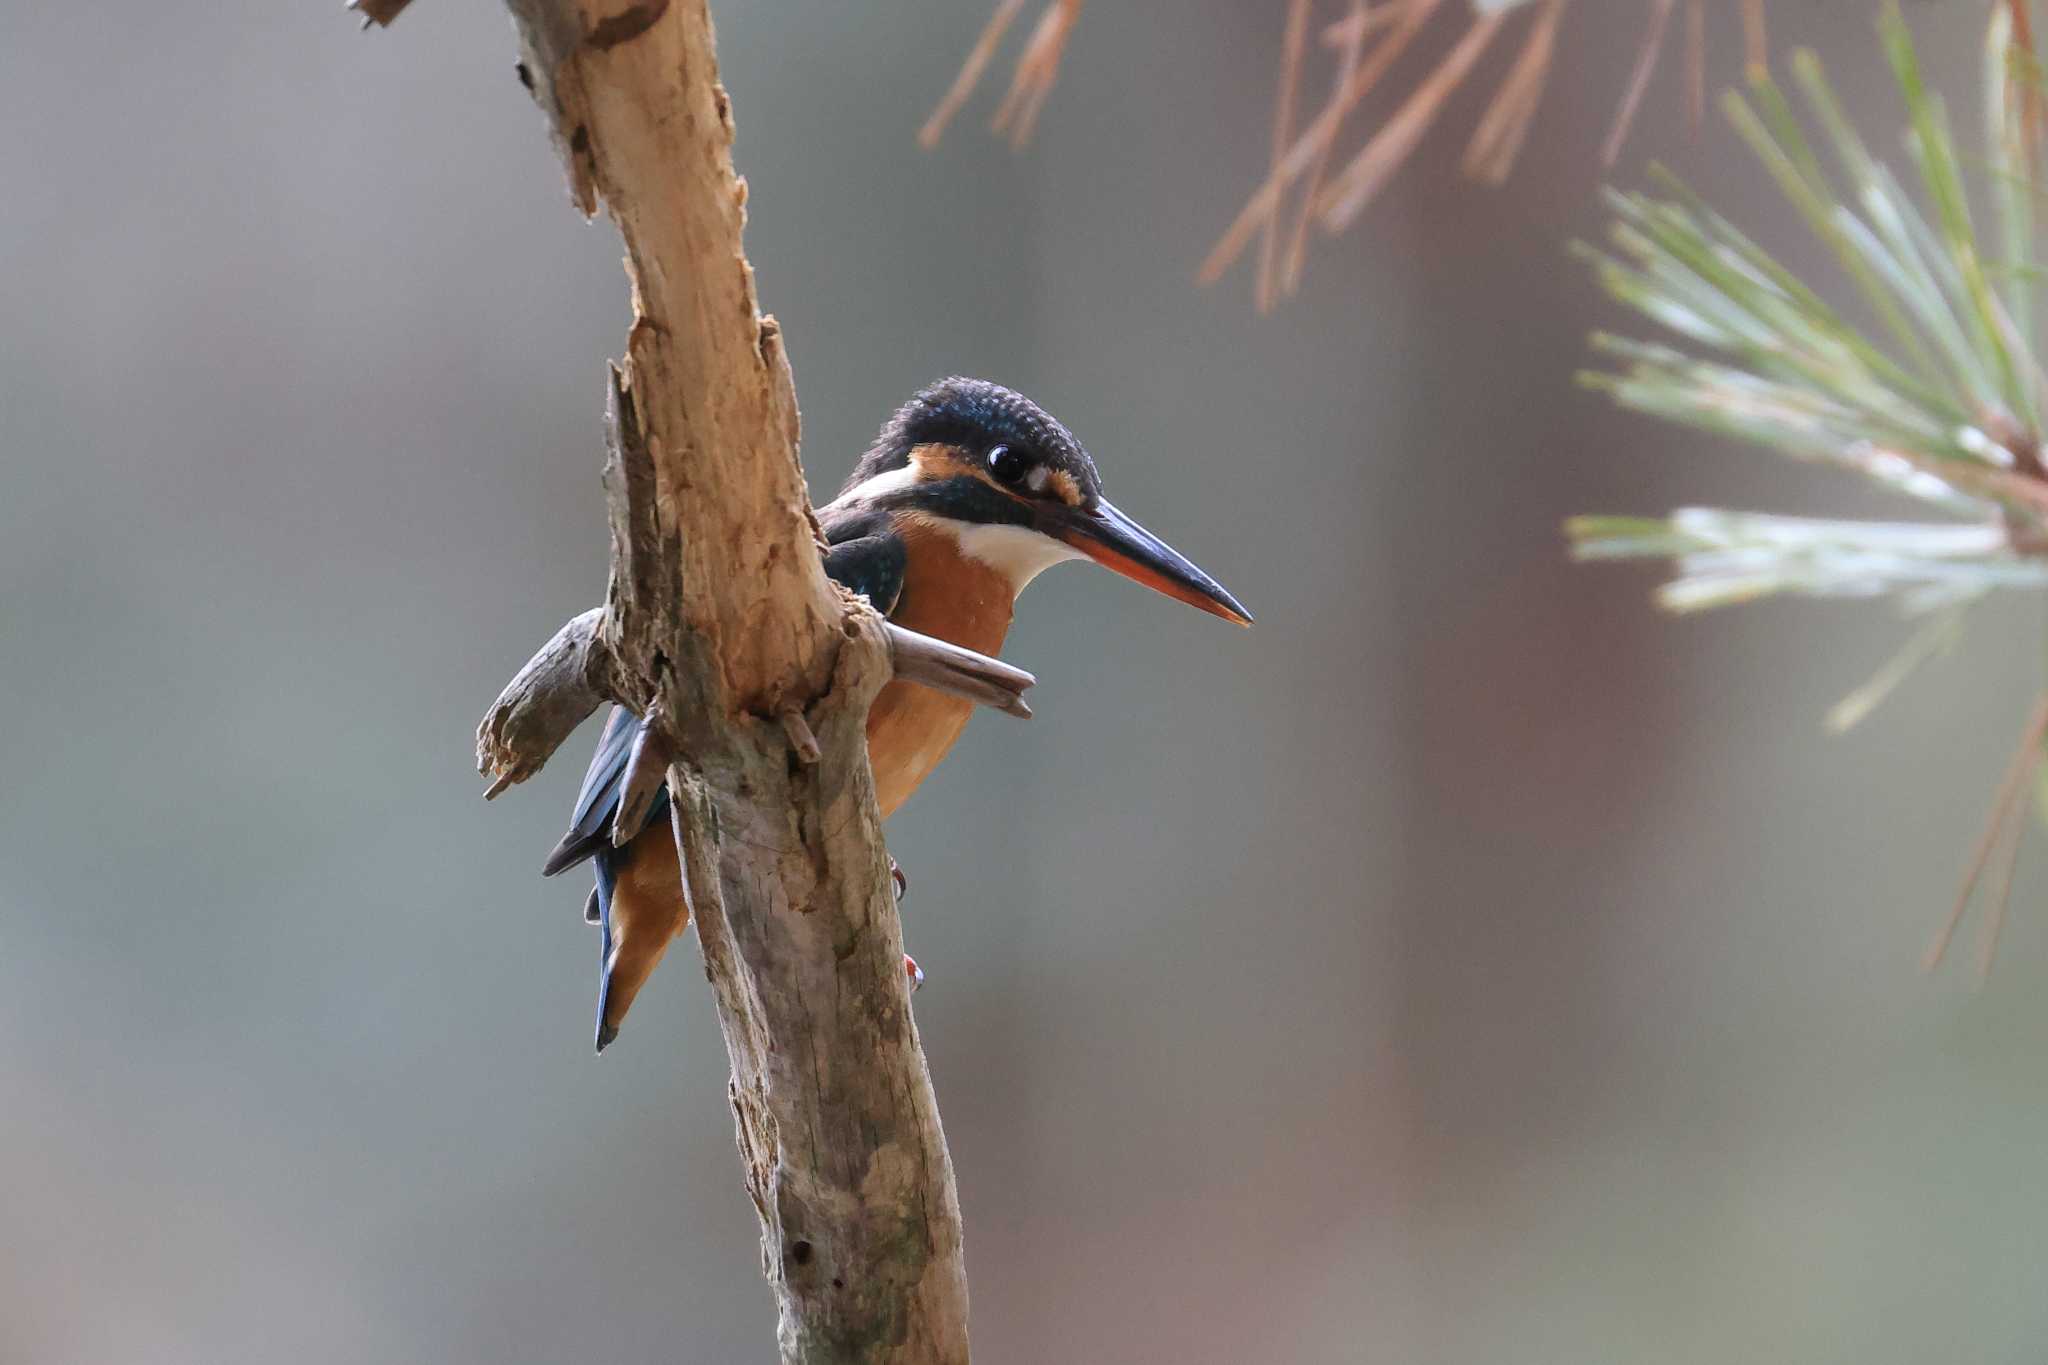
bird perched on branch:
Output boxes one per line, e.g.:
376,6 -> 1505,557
542,377 -> 1252,1051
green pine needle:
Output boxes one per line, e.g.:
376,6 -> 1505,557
1573,2 -> 2048,722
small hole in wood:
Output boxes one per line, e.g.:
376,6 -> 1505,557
789,1240 -> 814,1267
831,1277 -> 845,1290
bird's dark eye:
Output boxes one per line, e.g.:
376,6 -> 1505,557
987,444 -> 1029,486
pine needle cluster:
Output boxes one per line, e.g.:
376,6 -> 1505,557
1572,4 -> 2048,973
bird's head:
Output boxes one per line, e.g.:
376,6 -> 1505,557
839,377 -> 1252,624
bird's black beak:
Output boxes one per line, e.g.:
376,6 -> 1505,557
1044,498 -> 1253,626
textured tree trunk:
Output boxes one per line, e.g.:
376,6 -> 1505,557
443,1 -> 984,1358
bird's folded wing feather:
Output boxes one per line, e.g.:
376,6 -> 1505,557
541,703 -> 649,876
818,501 -> 907,615
544,508 -> 908,876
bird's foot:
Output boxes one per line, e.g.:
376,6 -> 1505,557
891,859 -> 919,988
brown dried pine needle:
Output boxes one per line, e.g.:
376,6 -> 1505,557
1601,0 -> 1676,169
1924,696 -> 2048,981
1284,0 -> 1376,294
1465,0 -> 1567,185
1256,0 -> 1316,314
1197,0 -> 1444,290
920,0 -> 1084,151
1313,5 -> 1507,228
1195,0 -> 1768,307
919,3 -> 1768,304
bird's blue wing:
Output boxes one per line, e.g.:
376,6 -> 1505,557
542,507 -> 910,1050
542,522 -> 903,882
541,705 -> 667,877
822,532 -> 906,616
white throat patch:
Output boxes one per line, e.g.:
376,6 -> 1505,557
841,463 -> 926,504
837,461 -> 1083,597
944,519 -> 1085,596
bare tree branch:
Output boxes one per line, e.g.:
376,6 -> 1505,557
461,2 -> 977,1358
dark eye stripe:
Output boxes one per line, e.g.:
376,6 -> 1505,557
871,473 -> 1034,527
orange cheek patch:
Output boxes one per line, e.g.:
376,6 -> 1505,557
909,442 -> 975,482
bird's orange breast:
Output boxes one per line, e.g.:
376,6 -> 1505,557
867,520 -> 1015,817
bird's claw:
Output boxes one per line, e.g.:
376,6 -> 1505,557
904,953 -> 925,992
890,858 -> 908,903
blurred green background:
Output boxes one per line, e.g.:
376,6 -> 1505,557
4,3 -> 2045,1361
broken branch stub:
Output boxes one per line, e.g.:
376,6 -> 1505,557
476,605 -> 1036,804
476,607 -> 618,798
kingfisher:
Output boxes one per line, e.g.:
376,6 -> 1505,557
541,377 -> 1252,1051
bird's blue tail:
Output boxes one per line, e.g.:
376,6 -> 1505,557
591,851 -> 621,1053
